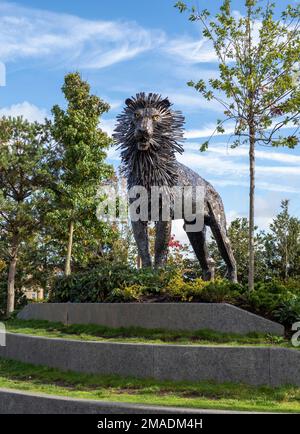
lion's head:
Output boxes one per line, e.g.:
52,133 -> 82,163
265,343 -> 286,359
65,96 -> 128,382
113,93 -> 185,189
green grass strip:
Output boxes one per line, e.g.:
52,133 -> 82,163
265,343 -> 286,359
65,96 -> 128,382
5,318 -> 293,348
0,358 -> 299,412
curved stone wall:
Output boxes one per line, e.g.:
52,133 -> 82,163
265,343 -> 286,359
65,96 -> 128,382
0,333 -> 299,387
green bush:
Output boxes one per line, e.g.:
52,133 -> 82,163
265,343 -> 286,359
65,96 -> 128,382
273,298 -> 300,327
238,280 -> 300,327
49,263 -> 176,303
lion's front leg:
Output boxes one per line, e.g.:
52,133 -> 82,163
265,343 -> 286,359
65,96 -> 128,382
131,220 -> 152,267
154,220 -> 172,268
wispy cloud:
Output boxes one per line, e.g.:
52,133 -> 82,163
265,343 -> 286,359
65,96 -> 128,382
184,123 -> 235,139
164,37 -> 217,63
166,92 -> 223,112
212,179 -> 299,194
208,146 -> 300,165
180,151 -> 300,180
0,2 -> 165,69
184,119 -> 299,140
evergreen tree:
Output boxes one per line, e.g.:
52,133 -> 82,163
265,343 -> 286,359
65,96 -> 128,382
0,117 -> 50,315
209,217 -> 266,283
50,72 -> 113,275
265,200 -> 300,280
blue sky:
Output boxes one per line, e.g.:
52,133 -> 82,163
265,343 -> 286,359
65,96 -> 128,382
0,0 -> 299,242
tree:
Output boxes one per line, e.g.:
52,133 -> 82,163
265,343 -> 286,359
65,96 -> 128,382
176,0 -> 300,289
209,217 -> 266,283
50,72 -> 113,276
264,200 -> 300,280
0,117 -> 50,315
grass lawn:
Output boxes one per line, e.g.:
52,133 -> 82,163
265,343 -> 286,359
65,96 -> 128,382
0,358 -> 299,413
4,318 -> 293,348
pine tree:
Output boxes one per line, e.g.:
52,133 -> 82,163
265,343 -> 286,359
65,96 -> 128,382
0,117 -> 50,315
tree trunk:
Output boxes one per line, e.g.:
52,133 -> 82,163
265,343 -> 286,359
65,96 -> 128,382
284,231 -> 289,280
6,237 -> 19,317
248,130 -> 255,291
136,255 -> 142,269
65,220 -> 74,276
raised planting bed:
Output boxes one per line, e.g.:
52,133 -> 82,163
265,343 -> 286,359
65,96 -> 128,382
17,303 -> 284,336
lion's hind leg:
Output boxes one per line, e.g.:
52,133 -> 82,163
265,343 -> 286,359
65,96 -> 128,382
208,202 -> 237,283
184,222 -> 214,281
154,220 -> 172,268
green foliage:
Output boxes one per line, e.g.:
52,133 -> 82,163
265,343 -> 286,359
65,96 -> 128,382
48,72 -> 114,275
164,272 -> 242,303
176,0 -> 300,149
0,117 -> 50,250
49,263 -> 176,303
274,299 -> 300,328
0,117 -> 51,314
239,280 -> 300,327
264,200 -> 300,280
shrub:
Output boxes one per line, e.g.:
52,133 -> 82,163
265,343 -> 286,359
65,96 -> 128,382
49,263 -> 177,303
107,285 -> 145,302
239,280 -> 300,318
200,280 -> 244,304
163,273 -> 243,303
273,298 -> 300,328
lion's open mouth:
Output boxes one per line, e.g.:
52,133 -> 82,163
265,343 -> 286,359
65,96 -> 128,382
138,138 -> 150,151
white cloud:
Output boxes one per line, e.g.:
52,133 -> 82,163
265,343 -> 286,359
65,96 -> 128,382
212,179 -> 299,194
107,145 -> 121,162
184,119 -> 300,140
167,92 -> 223,112
0,101 -> 48,122
207,145 -> 300,165
181,151 -> 300,178
0,2 -> 165,69
164,37 -> 217,63
226,196 -> 279,231
184,123 -> 235,139
254,196 -> 281,230
100,118 -> 116,137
